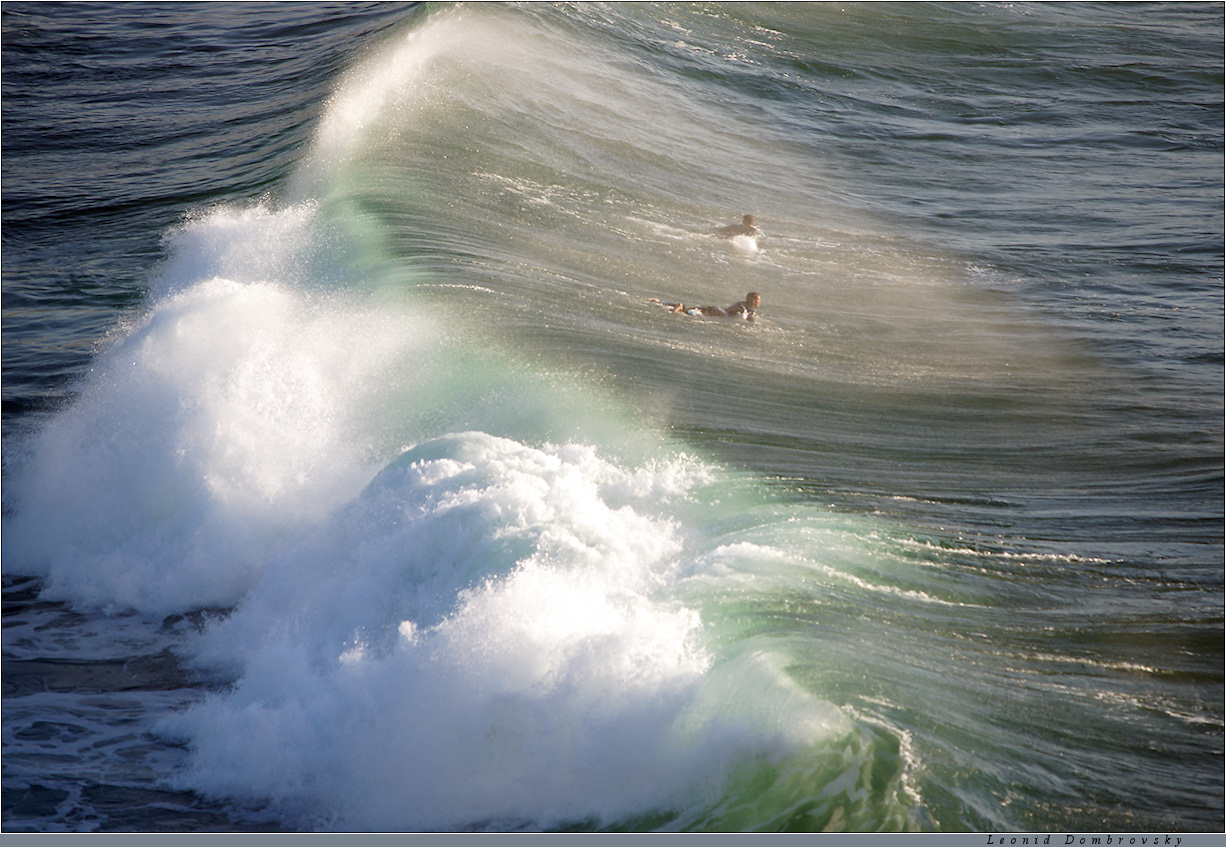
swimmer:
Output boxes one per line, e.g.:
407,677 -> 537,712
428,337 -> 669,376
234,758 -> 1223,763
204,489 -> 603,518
715,214 -> 761,238
650,292 -> 761,321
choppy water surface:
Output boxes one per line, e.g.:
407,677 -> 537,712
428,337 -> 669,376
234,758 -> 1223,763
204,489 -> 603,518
2,2 -> 1222,833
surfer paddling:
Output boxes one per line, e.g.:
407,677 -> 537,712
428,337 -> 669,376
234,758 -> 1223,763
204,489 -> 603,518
650,292 -> 761,322
715,214 -> 761,238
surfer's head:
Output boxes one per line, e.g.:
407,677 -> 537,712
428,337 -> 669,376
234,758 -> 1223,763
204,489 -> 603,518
742,215 -> 756,227
746,292 -> 761,308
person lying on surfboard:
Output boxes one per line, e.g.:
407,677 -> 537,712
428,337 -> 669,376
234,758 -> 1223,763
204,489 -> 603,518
715,214 -> 761,238
650,292 -> 761,321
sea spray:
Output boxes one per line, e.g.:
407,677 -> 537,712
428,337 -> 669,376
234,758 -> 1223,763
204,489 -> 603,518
1,201 -> 433,614
159,432 -> 909,831
3,181 -> 913,828
0,5 -> 972,827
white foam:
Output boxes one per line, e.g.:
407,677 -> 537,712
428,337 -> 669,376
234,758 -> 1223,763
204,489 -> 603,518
726,233 -> 761,255
157,433 -> 843,830
3,204 -> 433,615
1,7 -> 883,827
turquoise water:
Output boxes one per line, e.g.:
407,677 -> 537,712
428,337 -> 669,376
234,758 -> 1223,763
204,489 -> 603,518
2,2 -> 1221,832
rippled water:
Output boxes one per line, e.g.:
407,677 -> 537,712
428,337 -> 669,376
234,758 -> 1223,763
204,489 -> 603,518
3,2 -> 1221,833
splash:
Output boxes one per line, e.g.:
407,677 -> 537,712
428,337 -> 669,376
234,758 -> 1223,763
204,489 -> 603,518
159,434 -> 890,831
0,4 -> 924,831
2,197 -> 434,612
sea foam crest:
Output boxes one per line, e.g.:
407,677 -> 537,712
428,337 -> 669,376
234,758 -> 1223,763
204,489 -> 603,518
2,202 -> 431,614
160,432 -> 842,831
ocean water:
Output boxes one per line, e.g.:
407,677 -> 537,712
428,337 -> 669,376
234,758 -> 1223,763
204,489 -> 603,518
2,1 -> 1222,833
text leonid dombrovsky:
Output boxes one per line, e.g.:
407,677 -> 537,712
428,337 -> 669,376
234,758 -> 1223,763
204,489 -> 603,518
987,837 -> 1185,846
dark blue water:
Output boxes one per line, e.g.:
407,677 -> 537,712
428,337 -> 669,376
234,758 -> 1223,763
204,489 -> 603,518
3,2 -> 1222,833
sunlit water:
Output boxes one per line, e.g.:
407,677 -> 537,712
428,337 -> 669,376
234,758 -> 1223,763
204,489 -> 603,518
3,2 -> 1221,832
